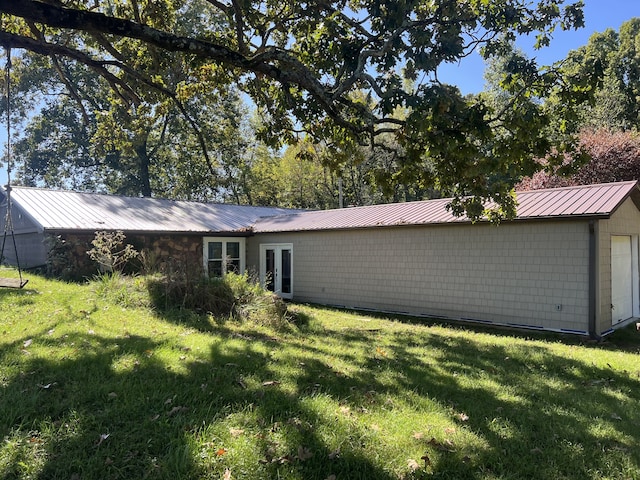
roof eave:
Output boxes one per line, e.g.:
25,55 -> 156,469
42,227 -> 254,237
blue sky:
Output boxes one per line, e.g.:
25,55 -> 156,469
438,0 -> 640,94
2,1 -> 640,188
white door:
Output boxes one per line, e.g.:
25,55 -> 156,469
260,244 -> 293,299
611,235 -> 633,324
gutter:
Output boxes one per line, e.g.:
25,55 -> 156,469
588,220 -> 601,340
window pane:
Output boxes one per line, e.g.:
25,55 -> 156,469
226,241 -> 240,259
208,260 -> 223,277
208,242 -> 222,259
228,259 -> 240,274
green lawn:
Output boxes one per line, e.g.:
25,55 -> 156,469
1,272 -> 639,479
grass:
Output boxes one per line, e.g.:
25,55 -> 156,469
0,271 -> 639,479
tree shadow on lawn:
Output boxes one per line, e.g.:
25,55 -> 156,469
382,330 -> 640,479
0,327 -> 398,479
272,321 -> 640,479
0,285 -> 37,309
1,315 -> 639,479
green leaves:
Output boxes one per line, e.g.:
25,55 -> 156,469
0,0 -> 590,218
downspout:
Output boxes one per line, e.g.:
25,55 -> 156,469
588,220 -> 601,340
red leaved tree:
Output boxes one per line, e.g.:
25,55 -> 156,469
517,129 -> 640,191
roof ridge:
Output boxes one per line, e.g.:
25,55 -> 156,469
515,180 -> 638,195
257,181 -> 639,221
9,185 -> 291,210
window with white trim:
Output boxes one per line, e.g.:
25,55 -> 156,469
203,237 -> 245,277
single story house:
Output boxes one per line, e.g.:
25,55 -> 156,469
0,186 -> 294,277
2,181 -> 640,338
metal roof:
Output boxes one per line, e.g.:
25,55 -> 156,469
4,187 -> 295,234
253,181 -> 640,233
3,181 -> 637,236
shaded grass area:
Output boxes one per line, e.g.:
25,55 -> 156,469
0,273 -> 639,479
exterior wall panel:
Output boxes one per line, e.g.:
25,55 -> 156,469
249,220 -> 591,332
596,198 -> 640,332
3,233 -> 47,269
0,201 -> 45,269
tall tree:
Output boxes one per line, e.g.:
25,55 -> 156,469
544,18 -> 640,134
7,36 -> 259,198
0,0 -> 588,218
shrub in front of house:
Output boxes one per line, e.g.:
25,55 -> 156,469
144,271 -> 290,327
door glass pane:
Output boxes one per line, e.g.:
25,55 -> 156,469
265,249 -> 275,292
281,249 -> 291,294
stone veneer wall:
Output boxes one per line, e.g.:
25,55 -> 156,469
47,231 -> 204,278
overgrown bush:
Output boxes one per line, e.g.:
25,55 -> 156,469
145,271 -> 290,327
146,274 -> 234,315
224,272 -> 289,327
92,271 -> 151,309
46,234 -> 86,280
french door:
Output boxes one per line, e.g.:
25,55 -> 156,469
260,244 -> 293,299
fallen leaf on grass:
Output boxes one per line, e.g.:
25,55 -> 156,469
261,380 -> 281,387
339,406 -> 351,415
223,469 -> 232,480
105,457 -> 114,466
297,446 -> 313,461
444,427 -> 456,435
325,475 -> 336,480
611,413 -> 622,421
287,417 -> 312,431
229,428 -> 245,437
328,449 -> 340,460
216,448 -> 227,456
23,339 -> 33,348
407,459 -> 420,471
167,406 -> 188,416
96,433 -> 110,446
108,392 -> 118,399
236,379 -> 247,389
457,413 -> 469,422
427,437 -> 456,452
38,382 -> 57,389
412,432 -> 424,440
259,454 -> 293,465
